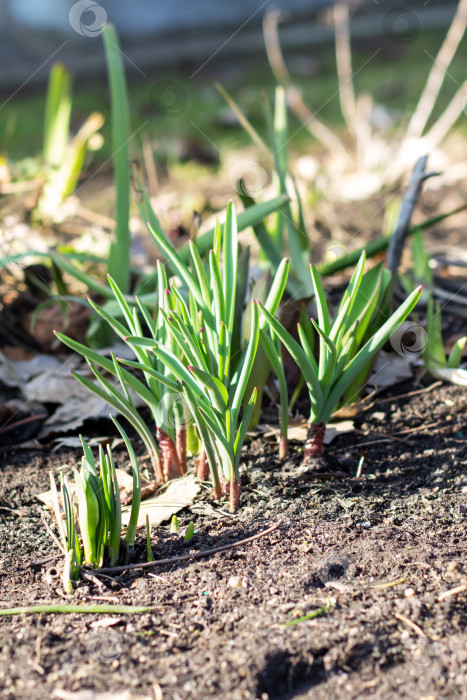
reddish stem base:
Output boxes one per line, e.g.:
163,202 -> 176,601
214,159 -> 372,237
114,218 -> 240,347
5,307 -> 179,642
279,434 -> 288,460
176,425 -> 187,474
229,479 -> 241,512
196,448 -> 209,481
157,428 -> 183,481
303,422 -> 326,462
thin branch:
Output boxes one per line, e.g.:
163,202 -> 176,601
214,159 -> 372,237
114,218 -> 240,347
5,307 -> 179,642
41,514 -> 66,555
94,520 -> 281,575
423,79 -> 467,149
406,0 -> 467,140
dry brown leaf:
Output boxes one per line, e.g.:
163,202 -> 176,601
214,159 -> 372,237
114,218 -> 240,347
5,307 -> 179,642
123,474 -> 200,528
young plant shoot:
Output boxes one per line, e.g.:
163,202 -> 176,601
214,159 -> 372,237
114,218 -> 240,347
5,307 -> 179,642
55,260 -> 190,483
49,472 -> 81,594
49,423 -> 141,591
259,252 -> 422,460
123,202 -> 285,511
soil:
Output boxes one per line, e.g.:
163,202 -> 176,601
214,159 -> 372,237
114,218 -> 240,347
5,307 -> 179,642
0,377 -> 466,700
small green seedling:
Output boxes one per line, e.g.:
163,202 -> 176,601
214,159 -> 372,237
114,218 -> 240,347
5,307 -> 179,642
146,515 -> 153,562
170,515 -> 179,533
49,422 -> 141,591
184,522 -> 195,542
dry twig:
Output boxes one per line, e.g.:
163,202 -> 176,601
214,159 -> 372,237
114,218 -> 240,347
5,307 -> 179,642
93,521 -> 281,575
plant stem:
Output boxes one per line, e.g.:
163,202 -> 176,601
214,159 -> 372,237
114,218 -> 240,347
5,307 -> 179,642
279,433 -> 288,460
157,428 -> 182,481
304,422 -> 326,462
176,425 -> 187,473
229,479 -> 241,512
197,448 -> 209,481
149,446 -> 163,484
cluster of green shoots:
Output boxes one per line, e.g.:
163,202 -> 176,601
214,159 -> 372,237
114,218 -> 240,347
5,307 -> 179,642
50,417 -> 140,592
56,202 -> 422,511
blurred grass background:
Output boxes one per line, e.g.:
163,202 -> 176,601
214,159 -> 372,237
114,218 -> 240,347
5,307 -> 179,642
2,28 -> 466,166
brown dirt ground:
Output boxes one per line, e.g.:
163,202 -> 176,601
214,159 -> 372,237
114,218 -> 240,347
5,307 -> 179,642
0,377 -> 466,700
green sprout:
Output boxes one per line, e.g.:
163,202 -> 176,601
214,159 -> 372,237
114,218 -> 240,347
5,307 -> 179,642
49,472 -> 81,594
56,201 -> 282,502
405,231 -> 466,378
49,424 -> 141,591
74,437 -> 122,567
259,252 -> 422,460
55,261 -> 189,482
145,515 -> 153,562
123,202 -> 286,510
184,522 -> 195,542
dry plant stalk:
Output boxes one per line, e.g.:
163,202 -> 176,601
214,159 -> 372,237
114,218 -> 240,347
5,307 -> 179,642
263,1 -> 467,193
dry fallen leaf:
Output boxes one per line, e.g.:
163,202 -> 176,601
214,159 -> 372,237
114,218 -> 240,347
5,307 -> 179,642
123,474 -> 200,528
38,467 -> 157,512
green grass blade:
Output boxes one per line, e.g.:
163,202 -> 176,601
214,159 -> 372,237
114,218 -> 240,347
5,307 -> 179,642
310,265 -> 330,333
223,202 -> 238,335
310,264 -> 331,379
234,386 -> 257,471
111,416 -> 141,547
259,330 -> 288,443
146,222 -> 204,307
237,190 -> 283,273
335,251 -> 366,322
70,368 -> 159,462
197,406 -> 234,465
448,336 -> 466,368
103,24 -> 131,293
55,331 -> 160,407
0,605 -> 153,616
189,240 -> 211,306
107,275 -> 137,333
51,253 -> 115,298
262,258 -> 289,320
188,366 -> 229,411
218,321 -> 229,382
209,250 -> 225,330
180,196 -> 290,261
116,357 -> 179,392
310,320 -> 337,391
230,301 -> 260,424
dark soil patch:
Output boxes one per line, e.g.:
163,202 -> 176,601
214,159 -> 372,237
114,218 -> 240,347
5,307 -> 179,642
0,379 -> 466,699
